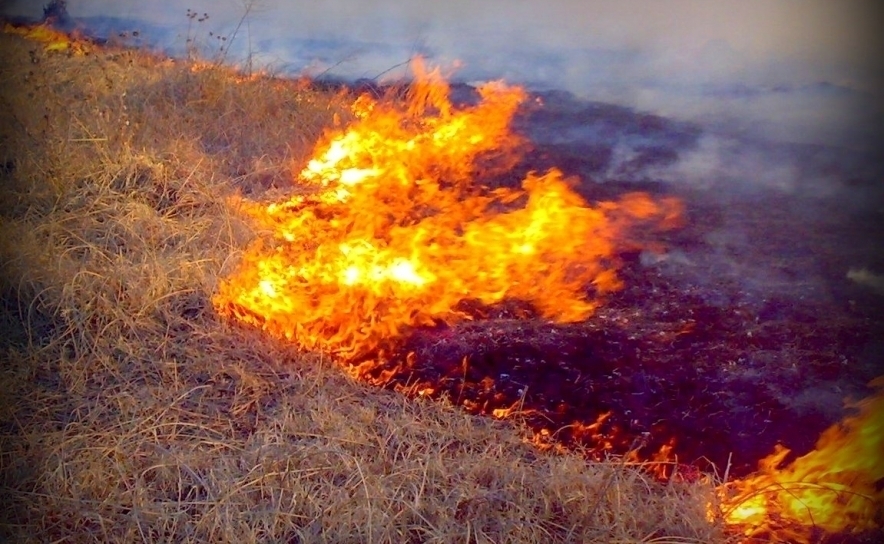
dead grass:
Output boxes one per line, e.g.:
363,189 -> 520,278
0,28 -> 729,543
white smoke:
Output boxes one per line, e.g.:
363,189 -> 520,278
2,0 -> 881,150
847,268 -> 884,295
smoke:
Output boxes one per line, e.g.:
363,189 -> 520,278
3,0 -> 881,211
847,268 -> 884,295
3,0 -> 881,150
633,133 -> 847,195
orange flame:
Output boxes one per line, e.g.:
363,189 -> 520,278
212,59 -> 680,359
720,378 -> 884,542
3,22 -> 92,55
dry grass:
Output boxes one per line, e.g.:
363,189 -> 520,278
0,29 -> 729,543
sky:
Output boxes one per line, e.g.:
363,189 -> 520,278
2,0 -> 882,149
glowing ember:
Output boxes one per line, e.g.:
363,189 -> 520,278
213,60 -> 680,359
719,378 -> 884,542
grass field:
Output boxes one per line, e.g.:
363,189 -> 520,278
0,27 -> 729,543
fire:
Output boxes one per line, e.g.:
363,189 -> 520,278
212,60 -> 680,360
3,22 -> 92,55
719,378 -> 884,542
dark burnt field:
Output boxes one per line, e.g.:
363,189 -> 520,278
344,88 -> 884,478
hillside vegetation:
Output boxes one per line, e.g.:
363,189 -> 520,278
0,27 -> 724,543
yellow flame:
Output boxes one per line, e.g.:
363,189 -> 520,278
720,377 -> 884,542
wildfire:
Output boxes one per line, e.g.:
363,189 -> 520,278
211,58 -> 882,542
719,378 -> 884,542
7,19 -> 881,543
3,22 -> 92,55
212,60 -> 680,360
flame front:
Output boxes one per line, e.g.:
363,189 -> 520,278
720,378 -> 884,542
213,60 -> 679,359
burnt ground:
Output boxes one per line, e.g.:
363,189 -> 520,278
344,88 -> 884,479
356,232 -> 883,478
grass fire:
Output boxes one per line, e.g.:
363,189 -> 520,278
1,21 -> 881,544
212,59 -> 681,360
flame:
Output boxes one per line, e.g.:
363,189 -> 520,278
3,22 -> 92,55
213,59 -> 680,359
720,378 -> 884,542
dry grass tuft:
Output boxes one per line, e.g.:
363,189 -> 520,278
0,29 -> 729,543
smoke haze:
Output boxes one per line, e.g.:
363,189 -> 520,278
3,0 -> 882,150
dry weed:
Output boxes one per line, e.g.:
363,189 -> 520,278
0,29 -> 728,543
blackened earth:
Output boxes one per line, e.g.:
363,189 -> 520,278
357,249 -> 882,478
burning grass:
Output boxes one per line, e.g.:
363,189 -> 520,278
213,59 -> 682,361
0,24 -> 726,543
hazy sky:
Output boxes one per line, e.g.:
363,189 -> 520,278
3,0 -> 882,147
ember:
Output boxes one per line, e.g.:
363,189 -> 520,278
212,59 -> 680,360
